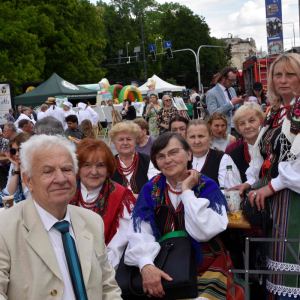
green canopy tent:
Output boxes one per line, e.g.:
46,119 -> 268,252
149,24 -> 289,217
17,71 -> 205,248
14,73 -> 97,108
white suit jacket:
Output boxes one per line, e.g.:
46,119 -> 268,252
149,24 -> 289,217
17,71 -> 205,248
0,197 -> 122,300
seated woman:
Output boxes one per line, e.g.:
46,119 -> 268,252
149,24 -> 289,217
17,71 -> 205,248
186,119 -> 229,187
70,138 -> 136,269
207,111 -> 236,151
110,121 -> 160,198
228,102 -> 265,184
133,118 -> 156,156
0,132 -> 31,207
125,132 -> 245,299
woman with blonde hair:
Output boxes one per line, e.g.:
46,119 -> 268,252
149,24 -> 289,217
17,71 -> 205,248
156,94 -> 179,135
207,111 -> 236,151
145,93 -> 161,138
110,121 -> 159,198
238,53 -> 300,299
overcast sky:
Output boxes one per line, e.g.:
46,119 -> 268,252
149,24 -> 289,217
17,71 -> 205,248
90,0 -> 299,52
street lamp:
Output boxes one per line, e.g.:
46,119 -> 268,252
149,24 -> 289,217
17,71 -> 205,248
283,22 -> 296,48
126,42 -> 130,58
155,37 -> 163,54
138,4 -> 147,79
197,45 -> 227,91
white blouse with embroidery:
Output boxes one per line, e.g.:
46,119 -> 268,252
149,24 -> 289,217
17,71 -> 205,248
124,180 -> 228,271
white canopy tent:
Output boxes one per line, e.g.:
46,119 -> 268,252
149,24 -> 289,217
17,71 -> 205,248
138,74 -> 186,94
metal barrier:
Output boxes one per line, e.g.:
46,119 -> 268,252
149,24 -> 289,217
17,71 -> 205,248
229,237 -> 300,297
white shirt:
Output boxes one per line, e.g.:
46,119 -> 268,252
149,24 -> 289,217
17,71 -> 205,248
226,143 -> 253,186
125,180 -> 228,271
218,83 -> 234,128
44,105 -> 66,128
79,183 -> 131,270
192,150 -> 228,188
245,101 -> 300,193
64,109 -> 76,118
86,107 -> 99,126
190,93 -> 200,101
77,110 -> 91,125
37,111 -> 46,120
118,155 -> 160,192
14,113 -> 36,128
33,201 -> 77,300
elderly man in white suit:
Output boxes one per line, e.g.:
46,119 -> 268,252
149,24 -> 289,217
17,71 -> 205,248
0,135 -> 122,300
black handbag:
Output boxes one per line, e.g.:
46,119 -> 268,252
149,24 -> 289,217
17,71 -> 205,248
116,204 -> 198,300
242,189 -> 273,227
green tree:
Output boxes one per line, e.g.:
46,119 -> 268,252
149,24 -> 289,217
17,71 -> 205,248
0,2 -> 46,95
0,0 -> 106,95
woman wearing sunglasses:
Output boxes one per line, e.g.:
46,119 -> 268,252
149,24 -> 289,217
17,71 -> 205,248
156,95 -> 179,135
0,132 -> 31,207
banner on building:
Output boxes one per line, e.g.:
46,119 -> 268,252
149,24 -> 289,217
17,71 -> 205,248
0,82 -> 13,125
265,0 -> 283,53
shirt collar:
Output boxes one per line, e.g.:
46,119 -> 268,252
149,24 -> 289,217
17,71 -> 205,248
218,83 -> 227,91
166,179 -> 182,191
33,200 -> 71,232
80,182 -> 102,198
193,149 -> 209,161
280,98 -> 295,107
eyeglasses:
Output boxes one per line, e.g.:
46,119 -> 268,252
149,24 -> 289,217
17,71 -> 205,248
165,99 -> 171,102
154,148 -> 183,163
9,148 -> 20,155
225,77 -> 236,83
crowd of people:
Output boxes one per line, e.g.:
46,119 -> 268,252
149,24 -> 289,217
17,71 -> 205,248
0,52 -> 299,300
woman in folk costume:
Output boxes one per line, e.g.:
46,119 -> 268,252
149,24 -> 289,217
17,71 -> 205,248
70,138 -> 136,270
240,53 -> 300,299
110,121 -> 160,199
186,119 -> 229,188
125,132 -> 245,299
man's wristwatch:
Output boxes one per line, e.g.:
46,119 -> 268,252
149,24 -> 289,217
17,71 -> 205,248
12,170 -> 20,176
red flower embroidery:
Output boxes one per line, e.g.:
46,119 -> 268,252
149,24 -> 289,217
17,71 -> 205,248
155,188 -> 161,196
152,175 -> 162,183
294,108 -> 300,117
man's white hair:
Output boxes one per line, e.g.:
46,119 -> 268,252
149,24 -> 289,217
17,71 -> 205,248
20,134 -> 78,177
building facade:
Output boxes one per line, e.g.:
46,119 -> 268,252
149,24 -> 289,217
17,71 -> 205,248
220,36 -> 257,70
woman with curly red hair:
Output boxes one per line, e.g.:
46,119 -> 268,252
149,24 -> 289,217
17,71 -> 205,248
70,138 -> 136,270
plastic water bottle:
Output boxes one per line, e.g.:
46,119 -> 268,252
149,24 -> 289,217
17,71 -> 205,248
224,165 -> 242,214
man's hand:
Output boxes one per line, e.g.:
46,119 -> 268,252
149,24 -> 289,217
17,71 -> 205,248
141,265 -> 172,298
231,97 -> 244,106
